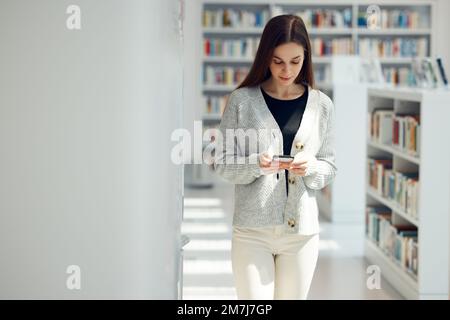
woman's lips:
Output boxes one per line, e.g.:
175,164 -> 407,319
280,76 -> 292,81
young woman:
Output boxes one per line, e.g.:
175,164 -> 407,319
212,14 -> 337,300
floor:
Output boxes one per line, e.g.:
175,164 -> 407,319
181,176 -> 403,300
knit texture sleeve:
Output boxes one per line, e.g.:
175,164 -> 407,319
303,93 -> 337,190
212,90 -> 263,184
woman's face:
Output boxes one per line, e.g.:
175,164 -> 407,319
269,42 -> 305,86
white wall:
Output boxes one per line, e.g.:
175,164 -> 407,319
183,0 -> 202,150
331,82 -> 368,223
0,0 -> 183,299
434,0 -> 450,299
435,0 -> 450,74
182,0 -> 207,186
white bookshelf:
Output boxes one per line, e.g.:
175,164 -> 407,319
367,187 -> 419,226
199,0 -> 436,119
367,140 -> 420,165
201,0 -> 435,93
191,0 -> 436,188
379,57 -> 414,64
365,86 -> 450,299
307,28 -> 353,35
203,84 -> 237,92
357,28 -> 432,35
203,56 -> 254,63
202,113 -> 222,121
318,82 -> 368,223
203,26 -> 265,34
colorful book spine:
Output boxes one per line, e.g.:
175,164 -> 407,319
365,206 -> 419,276
203,66 -> 249,86
203,9 -> 269,28
367,157 -> 420,219
358,9 -> 429,29
359,38 -> 428,58
312,38 -> 353,56
204,95 -> 229,116
204,38 -> 259,58
273,7 -> 353,28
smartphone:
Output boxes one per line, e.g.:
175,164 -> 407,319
273,155 -> 294,163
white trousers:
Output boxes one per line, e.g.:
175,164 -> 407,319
231,225 -> 319,300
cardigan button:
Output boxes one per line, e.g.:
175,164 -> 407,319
295,142 -> 304,150
288,218 -> 296,227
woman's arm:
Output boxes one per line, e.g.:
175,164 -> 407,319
302,96 -> 337,190
212,92 -> 262,185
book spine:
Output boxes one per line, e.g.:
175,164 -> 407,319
436,58 -> 449,86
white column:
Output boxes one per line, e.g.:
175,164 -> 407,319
0,0 -> 183,299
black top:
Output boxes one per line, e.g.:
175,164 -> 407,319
261,85 -> 308,195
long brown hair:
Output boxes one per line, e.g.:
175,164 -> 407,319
237,14 -> 314,89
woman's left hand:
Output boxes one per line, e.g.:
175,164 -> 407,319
288,153 -> 314,176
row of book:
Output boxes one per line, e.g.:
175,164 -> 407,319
311,37 -> 353,56
369,109 -> 420,156
357,9 -> 430,29
203,8 -> 429,30
393,114 -> 420,155
366,205 -> 418,276
203,66 -> 249,86
205,37 -> 353,57
204,38 -> 260,58
383,67 -> 416,86
358,37 -> 428,58
367,158 -> 419,218
203,9 -> 270,28
203,65 -> 332,87
272,6 -> 352,28
204,95 -> 228,116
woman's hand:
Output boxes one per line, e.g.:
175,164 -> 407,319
288,153 -> 314,176
259,152 -> 285,175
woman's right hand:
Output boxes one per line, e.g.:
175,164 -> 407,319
259,152 -> 284,175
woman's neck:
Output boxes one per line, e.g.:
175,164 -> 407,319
261,78 -> 305,100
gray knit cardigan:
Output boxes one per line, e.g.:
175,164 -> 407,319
210,85 -> 337,235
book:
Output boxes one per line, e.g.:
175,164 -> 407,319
412,58 -> 429,87
393,114 -> 420,155
366,205 -> 392,242
359,38 -> 427,58
360,58 -> 384,84
370,109 -> 394,144
412,57 -> 449,89
423,58 -> 439,87
436,57 -> 449,87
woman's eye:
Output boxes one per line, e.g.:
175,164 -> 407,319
291,61 -> 300,64
274,61 -> 282,64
